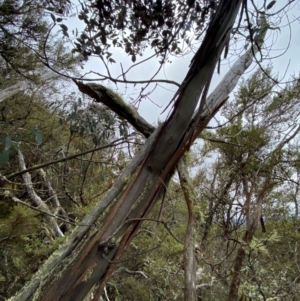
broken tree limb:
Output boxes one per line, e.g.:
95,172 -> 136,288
74,81 -> 156,138
75,15 -> 267,143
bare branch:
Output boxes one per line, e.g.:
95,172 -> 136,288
115,267 -> 148,279
6,137 -> 128,180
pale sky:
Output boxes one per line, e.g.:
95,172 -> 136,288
65,0 -> 300,126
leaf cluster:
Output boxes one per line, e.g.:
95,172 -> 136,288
72,0 -> 216,62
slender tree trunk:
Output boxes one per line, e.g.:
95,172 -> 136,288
17,148 -> 64,238
178,157 -> 197,301
228,247 -> 247,301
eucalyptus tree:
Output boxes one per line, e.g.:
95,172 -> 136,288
195,68 -> 300,301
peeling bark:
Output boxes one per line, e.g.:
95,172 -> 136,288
43,3 -> 242,300
10,2 -> 245,300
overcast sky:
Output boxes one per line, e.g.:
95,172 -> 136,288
66,0 -> 300,125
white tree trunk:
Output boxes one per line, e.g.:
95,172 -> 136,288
0,69 -> 59,103
17,148 -> 64,238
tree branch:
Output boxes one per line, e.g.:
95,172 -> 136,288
74,81 -> 156,137
6,137 -> 128,180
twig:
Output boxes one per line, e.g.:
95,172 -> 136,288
116,267 -> 148,279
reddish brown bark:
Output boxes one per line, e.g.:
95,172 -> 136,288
228,247 -> 247,301
11,2 -> 243,301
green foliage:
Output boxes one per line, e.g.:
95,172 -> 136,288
1,2 -> 300,299
194,68 -> 300,301
0,205 -> 49,297
0,198 -> 16,218
65,99 -> 117,145
111,276 -> 151,301
0,0 -> 48,75
72,0 -> 215,62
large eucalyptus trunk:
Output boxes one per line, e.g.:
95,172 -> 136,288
9,2 -> 246,300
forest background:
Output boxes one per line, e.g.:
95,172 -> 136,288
1,1 -> 300,301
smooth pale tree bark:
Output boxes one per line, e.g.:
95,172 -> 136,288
17,148 -> 64,238
177,157 -> 198,301
0,68 -> 61,103
8,2 -> 252,300
39,168 -> 71,231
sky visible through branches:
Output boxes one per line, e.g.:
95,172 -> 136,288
62,0 -> 300,125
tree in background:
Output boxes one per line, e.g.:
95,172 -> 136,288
0,0 -> 133,298
195,68 -> 300,300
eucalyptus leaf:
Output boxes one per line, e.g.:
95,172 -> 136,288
0,150 -> 9,166
35,130 -> 43,145
5,136 -> 12,150
50,13 -> 56,23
